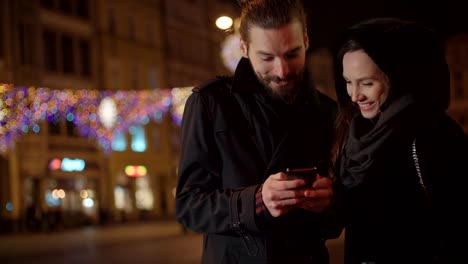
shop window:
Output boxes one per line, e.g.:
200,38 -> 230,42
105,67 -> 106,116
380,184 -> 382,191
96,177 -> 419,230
114,186 -> 132,213
135,177 -> 154,210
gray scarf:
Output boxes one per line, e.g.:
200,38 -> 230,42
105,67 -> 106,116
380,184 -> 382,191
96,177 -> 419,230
340,94 -> 416,188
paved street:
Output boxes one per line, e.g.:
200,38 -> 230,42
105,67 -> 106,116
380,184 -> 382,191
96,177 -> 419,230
0,219 -> 344,264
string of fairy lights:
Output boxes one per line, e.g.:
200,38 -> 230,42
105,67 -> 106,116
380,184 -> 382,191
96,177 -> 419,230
0,28 -> 243,154
0,84 -> 193,154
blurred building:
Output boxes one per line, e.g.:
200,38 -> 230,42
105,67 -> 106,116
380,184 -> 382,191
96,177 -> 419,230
162,0 -> 236,87
446,33 -> 468,132
308,48 -> 336,100
0,0 -> 243,233
0,0 -> 105,232
160,0 -> 239,217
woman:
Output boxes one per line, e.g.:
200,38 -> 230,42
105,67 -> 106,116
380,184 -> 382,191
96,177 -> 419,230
331,18 -> 468,263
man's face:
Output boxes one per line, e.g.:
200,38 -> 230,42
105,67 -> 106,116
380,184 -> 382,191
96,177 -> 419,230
240,21 -> 309,102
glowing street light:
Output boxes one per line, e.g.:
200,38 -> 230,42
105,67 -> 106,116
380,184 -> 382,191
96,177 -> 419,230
215,16 -> 233,30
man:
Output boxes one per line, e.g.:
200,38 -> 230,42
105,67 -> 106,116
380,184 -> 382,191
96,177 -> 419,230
176,0 -> 340,263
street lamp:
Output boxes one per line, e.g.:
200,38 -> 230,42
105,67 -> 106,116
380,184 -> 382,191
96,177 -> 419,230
215,16 -> 233,30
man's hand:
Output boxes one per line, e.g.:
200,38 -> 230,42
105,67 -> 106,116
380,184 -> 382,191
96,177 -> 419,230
298,175 -> 333,213
262,172 -> 307,217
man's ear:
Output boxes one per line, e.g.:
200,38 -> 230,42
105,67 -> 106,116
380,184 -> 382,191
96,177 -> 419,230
304,34 -> 309,51
240,39 -> 248,58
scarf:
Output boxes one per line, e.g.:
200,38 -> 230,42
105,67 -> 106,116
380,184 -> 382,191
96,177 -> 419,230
340,94 -> 416,188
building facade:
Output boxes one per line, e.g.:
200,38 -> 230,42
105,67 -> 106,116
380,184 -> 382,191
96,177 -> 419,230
446,33 -> 468,132
0,0 -> 176,232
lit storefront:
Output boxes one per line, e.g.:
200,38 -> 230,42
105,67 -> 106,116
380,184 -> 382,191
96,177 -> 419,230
114,164 -> 155,221
22,156 -> 102,230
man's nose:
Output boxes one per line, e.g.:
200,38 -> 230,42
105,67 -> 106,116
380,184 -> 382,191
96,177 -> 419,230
273,58 -> 289,79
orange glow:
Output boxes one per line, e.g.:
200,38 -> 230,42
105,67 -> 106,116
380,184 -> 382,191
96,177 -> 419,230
125,165 -> 147,177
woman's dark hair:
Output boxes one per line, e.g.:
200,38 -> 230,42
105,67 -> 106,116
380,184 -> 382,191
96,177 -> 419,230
328,39 -> 365,178
329,17 -> 450,178
238,0 -> 307,43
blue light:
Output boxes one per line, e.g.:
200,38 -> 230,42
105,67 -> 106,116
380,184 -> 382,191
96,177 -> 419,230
45,192 -> 61,207
33,124 -> 40,133
130,126 -> 147,152
61,158 -> 86,172
154,111 -> 163,123
5,202 -> 13,212
66,112 -> 74,121
111,132 -> 127,151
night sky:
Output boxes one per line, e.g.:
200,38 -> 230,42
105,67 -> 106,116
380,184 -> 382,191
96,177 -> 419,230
222,0 -> 467,50
304,0 -> 467,51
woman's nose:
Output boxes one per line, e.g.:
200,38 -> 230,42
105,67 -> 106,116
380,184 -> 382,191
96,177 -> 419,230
349,85 -> 362,102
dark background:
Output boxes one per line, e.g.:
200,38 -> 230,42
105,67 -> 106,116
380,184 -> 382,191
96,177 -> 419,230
224,0 -> 467,50
304,0 -> 467,51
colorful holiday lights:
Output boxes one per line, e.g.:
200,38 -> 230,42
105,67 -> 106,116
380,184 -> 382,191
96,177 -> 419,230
0,84 -> 193,154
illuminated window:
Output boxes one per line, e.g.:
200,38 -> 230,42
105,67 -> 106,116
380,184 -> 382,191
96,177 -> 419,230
112,132 -> 127,151
130,126 -> 147,152
135,177 -> 153,210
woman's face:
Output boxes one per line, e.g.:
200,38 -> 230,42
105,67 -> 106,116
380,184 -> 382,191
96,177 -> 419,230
343,49 -> 390,119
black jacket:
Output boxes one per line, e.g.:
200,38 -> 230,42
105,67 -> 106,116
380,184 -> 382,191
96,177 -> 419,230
176,57 -> 339,263
333,18 -> 468,263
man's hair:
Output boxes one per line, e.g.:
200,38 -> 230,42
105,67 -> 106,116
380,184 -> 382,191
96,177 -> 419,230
238,0 -> 307,43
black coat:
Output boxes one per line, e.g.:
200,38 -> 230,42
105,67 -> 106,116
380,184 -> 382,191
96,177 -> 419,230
332,18 -> 468,263
335,114 -> 468,263
176,58 -> 340,264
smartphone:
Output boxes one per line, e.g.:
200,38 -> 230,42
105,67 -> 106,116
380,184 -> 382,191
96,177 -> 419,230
286,167 -> 318,187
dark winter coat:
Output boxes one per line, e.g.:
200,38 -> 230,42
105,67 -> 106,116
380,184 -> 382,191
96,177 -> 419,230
333,18 -> 468,263
176,57 -> 340,264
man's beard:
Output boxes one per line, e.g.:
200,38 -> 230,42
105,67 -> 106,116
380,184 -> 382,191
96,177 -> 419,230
256,70 -> 304,104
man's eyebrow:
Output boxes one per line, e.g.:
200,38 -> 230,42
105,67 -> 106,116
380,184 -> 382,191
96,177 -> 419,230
256,46 -> 303,56
285,46 -> 302,54
256,51 -> 274,56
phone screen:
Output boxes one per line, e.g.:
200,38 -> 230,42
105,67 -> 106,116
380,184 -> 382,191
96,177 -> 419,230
286,167 -> 318,187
